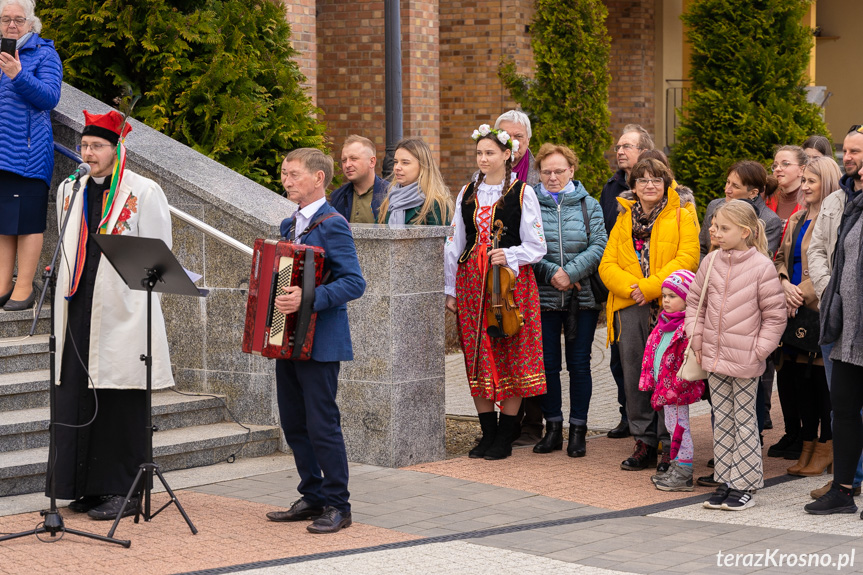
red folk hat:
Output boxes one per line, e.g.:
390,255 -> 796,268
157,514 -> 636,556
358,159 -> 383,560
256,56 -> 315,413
81,110 -> 132,145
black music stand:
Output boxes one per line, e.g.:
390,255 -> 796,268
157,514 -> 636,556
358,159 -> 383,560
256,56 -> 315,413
90,235 -> 206,538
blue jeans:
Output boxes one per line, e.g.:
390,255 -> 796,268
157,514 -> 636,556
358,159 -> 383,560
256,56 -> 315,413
538,308 -> 599,425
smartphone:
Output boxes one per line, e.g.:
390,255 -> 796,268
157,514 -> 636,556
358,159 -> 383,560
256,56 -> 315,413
0,38 -> 15,57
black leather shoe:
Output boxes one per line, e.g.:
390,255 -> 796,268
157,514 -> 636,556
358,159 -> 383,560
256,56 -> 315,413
306,506 -> 352,533
767,433 -> 798,458
267,498 -> 325,522
2,285 -> 36,311
68,495 -> 107,513
533,421 -> 563,453
607,417 -> 630,439
567,424 -> 587,458
0,287 -> 12,307
87,495 -> 139,520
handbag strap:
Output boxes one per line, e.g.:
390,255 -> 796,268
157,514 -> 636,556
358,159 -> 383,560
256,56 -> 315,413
580,197 -> 591,242
684,250 -> 718,353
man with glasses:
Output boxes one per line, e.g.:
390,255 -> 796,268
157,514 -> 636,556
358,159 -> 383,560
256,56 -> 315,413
53,110 -> 174,521
599,124 -> 654,439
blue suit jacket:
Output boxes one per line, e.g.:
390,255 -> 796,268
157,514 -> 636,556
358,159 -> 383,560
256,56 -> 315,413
280,202 -> 366,362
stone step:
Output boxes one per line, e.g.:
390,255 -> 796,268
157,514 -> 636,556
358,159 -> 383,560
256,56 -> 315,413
0,422 -> 281,497
0,370 -> 51,412
0,335 -> 49,374
0,305 -> 51,339
0,390 -> 229,452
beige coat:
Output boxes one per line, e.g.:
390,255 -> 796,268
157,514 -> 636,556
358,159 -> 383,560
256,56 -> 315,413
54,169 -> 175,390
774,210 -> 818,312
807,191 -> 847,302
686,248 -> 787,379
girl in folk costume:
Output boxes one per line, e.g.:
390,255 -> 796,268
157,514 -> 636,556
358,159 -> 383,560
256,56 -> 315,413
52,109 -> 174,520
444,124 -> 547,461
686,200 -> 786,511
639,269 -> 704,492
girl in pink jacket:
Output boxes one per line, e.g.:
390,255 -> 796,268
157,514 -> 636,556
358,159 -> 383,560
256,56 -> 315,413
686,200 -> 787,512
640,269 -> 705,492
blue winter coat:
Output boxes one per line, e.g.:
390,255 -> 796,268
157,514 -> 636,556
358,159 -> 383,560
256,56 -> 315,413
533,181 -> 608,311
0,34 -> 63,186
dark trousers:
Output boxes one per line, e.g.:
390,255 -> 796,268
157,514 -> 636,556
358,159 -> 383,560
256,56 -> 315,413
776,354 -> 802,438
275,359 -> 350,513
829,360 -> 863,486
610,342 -> 627,418
615,305 -> 668,447
538,309 -> 599,424
777,356 -> 832,442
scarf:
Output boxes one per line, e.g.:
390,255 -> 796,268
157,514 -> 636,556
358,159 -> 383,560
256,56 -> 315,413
821,189 -> 863,345
631,195 -> 667,241
513,149 -> 530,184
656,310 -> 685,333
539,180 -> 575,204
16,32 -> 33,49
386,181 -> 424,225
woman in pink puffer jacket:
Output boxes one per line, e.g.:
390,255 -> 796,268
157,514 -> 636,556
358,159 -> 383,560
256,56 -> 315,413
686,200 -> 787,512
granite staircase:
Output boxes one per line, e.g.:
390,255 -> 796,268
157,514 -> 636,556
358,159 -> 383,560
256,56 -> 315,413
0,305 -> 281,497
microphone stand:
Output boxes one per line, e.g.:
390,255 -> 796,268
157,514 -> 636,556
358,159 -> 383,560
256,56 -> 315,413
0,172 -> 131,548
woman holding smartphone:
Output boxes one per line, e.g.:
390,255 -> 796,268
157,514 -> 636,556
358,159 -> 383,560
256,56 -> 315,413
0,0 -> 62,311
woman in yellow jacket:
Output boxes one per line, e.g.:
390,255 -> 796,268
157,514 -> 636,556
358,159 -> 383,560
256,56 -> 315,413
599,157 -> 700,473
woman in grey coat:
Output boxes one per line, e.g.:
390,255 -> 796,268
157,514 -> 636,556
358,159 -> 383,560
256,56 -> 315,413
531,143 -> 607,457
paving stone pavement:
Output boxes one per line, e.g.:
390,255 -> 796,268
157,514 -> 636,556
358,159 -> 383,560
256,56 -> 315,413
445,326 -> 711,431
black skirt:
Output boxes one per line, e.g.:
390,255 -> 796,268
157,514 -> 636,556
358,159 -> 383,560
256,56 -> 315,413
0,170 -> 49,235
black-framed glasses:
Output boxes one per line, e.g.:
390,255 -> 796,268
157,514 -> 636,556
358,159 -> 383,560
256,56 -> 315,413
76,143 -> 112,152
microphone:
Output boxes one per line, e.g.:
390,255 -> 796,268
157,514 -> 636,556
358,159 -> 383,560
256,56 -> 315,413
66,163 -> 92,182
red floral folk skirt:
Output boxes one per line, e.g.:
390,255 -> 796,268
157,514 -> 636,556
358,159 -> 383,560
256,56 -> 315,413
456,250 -> 546,401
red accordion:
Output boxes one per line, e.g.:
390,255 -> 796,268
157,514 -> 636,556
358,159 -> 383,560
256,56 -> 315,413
242,239 -> 325,360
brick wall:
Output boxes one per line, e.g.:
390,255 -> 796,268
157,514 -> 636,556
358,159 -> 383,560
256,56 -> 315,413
316,0 -> 440,170
438,0 -> 535,192
605,0 -> 656,145
282,0 -> 318,103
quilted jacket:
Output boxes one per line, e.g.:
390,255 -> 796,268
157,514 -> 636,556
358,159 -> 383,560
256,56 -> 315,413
598,185 -> 700,343
638,322 -> 705,410
0,34 -> 62,186
685,248 -> 787,379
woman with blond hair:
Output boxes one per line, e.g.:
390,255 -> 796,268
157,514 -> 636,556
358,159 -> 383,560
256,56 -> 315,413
773,155 -> 842,478
379,137 -> 454,226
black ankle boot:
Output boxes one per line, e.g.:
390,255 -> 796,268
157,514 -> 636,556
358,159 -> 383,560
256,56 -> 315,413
533,421 -> 563,453
567,424 -> 587,458
469,411 -> 498,459
484,414 -> 517,460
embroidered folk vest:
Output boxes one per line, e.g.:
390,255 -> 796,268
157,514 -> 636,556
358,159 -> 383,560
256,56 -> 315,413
458,180 -> 526,264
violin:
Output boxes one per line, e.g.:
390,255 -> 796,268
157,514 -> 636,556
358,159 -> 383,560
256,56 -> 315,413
485,220 -> 524,338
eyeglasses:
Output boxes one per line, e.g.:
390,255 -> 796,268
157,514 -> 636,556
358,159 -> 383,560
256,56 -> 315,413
770,161 -> 799,172
0,17 -> 28,25
614,144 -> 641,152
635,178 -> 663,187
76,143 -> 112,152
540,168 -> 570,178
850,124 -> 863,134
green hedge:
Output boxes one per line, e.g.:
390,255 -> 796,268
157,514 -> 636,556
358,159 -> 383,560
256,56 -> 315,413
499,0 -> 612,195
671,0 -> 828,214
39,0 -> 327,193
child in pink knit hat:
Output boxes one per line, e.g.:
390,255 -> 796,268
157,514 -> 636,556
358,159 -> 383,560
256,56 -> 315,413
639,269 -> 704,491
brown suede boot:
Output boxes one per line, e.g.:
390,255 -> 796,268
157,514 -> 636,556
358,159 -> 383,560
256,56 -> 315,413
787,440 -> 815,476
798,440 -> 833,476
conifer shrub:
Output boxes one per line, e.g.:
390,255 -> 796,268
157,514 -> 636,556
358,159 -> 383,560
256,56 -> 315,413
499,0 -> 612,195
39,0 -> 327,193
671,0 -> 829,213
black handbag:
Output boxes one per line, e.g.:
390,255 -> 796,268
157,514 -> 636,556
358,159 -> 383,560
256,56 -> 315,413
781,306 -> 821,355
580,198 -> 608,304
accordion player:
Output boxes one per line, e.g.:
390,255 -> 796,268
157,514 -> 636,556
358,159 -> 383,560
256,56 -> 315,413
242,239 -> 325,360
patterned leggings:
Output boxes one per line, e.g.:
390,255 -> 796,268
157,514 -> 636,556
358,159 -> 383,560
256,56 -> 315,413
663,404 -> 692,464
709,372 -> 763,491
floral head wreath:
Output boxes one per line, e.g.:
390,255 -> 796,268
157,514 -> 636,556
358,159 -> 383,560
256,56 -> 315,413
471,124 -> 520,155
